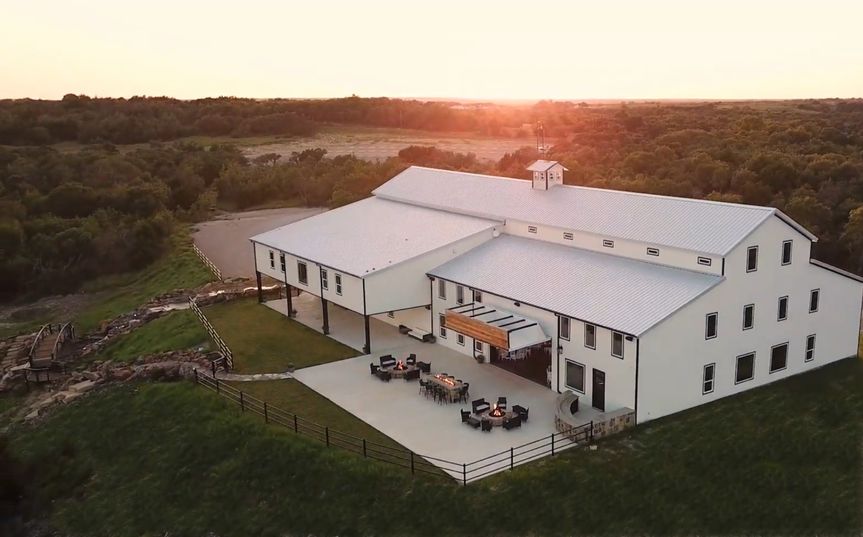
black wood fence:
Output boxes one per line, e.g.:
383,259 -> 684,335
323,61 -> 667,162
192,370 -> 594,484
189,299 -> 233,370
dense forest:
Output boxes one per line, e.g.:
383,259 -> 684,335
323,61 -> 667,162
1,96 -> 863,302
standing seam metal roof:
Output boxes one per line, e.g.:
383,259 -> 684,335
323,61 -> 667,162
429,235 -> 723,336
373,166 -> 795,255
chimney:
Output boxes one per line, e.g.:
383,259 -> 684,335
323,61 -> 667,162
526,160 -> 567,191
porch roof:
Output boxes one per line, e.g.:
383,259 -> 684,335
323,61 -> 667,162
446,303 -> 550,352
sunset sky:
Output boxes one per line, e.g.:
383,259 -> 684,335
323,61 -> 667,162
2,0 -> 862,101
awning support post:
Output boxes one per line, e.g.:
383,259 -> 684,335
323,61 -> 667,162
321,298 -> 330,335
363,315 -> 371,354
255,271 -> 263,303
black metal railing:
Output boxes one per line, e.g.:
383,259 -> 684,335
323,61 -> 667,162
192,370 -> 594,484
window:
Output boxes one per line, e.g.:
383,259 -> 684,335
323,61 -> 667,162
584,324 -> 596,349
321,269 -> 328,290
297,261 -> 308,285
438,279 -> 446,300
474,340 -> 483,352
703,363 -> 715,394
387,311 -> 394,318
456,285 -> 465,304
746,246 -> 758,272
279,253 -> 286,273
335,273 -> 342,295
457,334 -> 465,346
735,352 -> 755,384
602,239 -> 614,248
563,232 -> 574,241
474,290 -> 482,303
697,256 -> 712,266
439,314 -> 447,338
611,332 -> 624,359
565,360 -> 585,393
742,304 -> 755,330
777,296 -> 788,321
781,240 -> 793,265
269,250 -> 275,269
805,334 -> 816,362
705,312 -> 718,339
646,247 -> 660,257
809,289 -> 819,313
559,316 -> 571,341
770,343 -> 788,373
528,225 -> 538,234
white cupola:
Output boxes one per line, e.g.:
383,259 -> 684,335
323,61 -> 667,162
526,160 -> 568,190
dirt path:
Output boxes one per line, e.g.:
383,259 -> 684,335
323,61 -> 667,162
192,207 -> 325,279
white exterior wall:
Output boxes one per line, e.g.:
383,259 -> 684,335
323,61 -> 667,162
364,228 -> 498,315
556,319 -> 638,413
503,220 -> 721,276
637,215 -> 862,422
373,307 -> 431,333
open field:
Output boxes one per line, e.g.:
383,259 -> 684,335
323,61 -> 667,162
6,357 -> 861,536
204,298 -> 359,373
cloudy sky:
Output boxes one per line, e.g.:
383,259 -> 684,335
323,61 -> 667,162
2,0 -> 862,100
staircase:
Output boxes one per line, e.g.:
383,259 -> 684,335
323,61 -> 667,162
0,334 -> 33,371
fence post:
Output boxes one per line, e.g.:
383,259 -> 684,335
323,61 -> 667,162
363,439 -> 367,458
193,368 -> 198,384
264,402 -> 269,423
462,463 -> 467,486
510,447 -> 514,470
293,414 -> 298,433
551,433 -> 555,456
410,451 -> 415,475
211,359 -> 216,378
240,392 -> 245,412
325,427 -> 330,447
590,420 -> 594,442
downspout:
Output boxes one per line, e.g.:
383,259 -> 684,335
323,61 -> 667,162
634,337 -> 640,424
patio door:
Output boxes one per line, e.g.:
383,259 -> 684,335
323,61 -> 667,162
592,369 -> 605,411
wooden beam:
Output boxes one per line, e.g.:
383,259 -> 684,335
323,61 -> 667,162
446,310 -> 509,350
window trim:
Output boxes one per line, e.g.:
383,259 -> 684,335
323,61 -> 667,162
697,256 -> 712,266
456,285 -> 465,305
321,269 -> 328,290
474,290 -> 482,303
559,316 -> 571,341
777,295 -> 788,321
602,239 -> 614,248
269,250 -> 275,269
734,352 -> 756,385
742,303 -> 755,331
334,273 -> 342,295
438,313 -> 447,339
438,279 -> 446,300
646,247 -> 660,257
611,331 -> 624,359
805,334 -> 816,362
279,253 -> 286,273
769,342 -> 789,374
474,339 -> 483,352
746,245 -> 758,272
297,260 -> 308,285
781,240 -> 793,266
457,333 -> 465,346
527,225 -> 538,234
809,288 -> 819,313
702,363 -> 715,395
564,359 -> 586,394
584,323 -> 596,350
563,232 -> 574,241
705,312 -> 718,340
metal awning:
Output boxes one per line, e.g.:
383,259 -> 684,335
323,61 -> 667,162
445,303 -> 550,352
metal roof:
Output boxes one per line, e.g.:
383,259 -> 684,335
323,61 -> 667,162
526,160 -> 567,172
373,166 -> 814,255
448,303 -> 550,352
250,197 -> 499,277
429,235 -> 723,336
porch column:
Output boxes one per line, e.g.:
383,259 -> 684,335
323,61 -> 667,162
285,285 -> 294,317
363,315 -> 371,354
321,298 -> 330,335
255,271 -> 263,303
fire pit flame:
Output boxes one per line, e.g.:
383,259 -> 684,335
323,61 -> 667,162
394,360 -> 406,371
489,404 -> 505,418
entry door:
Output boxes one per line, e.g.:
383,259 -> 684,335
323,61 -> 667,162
592,369 -> 606,411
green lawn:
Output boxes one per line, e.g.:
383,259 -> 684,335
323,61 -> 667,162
95,309 -> 211,363
204,299 -> 358,374
73,228 -> 214,333
6,358 -> 861,536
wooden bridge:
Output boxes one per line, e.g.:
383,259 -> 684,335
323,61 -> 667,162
24,323 -> 75,382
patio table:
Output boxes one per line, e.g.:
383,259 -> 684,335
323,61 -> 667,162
427,374 -> 463,403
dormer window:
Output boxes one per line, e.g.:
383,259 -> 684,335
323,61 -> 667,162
528,226 -> 537,234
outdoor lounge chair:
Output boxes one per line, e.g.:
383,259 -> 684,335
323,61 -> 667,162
404,368 -> 420,381
481,419 -> 493,432
472,398 -> 491,415
503,415 -> 522,430
369,363 -> 380,375
460,409 -> 471,422
513,404 -> 529,422
405,354 -> 417,366
417,361 -> 431,374
379,355 -> 396,368
376,369 -> 392,382
496,396 -> 507,410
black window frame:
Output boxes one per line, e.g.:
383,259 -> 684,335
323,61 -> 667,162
457,333 -> 465,346
746,246 -> 758,272
584,324 -> 596,349
611,332 -> 624,359
705,312 -> 718,340
742,303 -> 755,330
438,279 -> 446,300
646,247 -> 660,257
527,225 -> 538,234
563,232 -> 574,241
297,260 -> 308,285
809,289 -> 819,313
697,256 -> 712,266
703,363 -> 715,394
602,239 -> 614,248
334,273 -> 342,295
777,295 -> 788,321
735,352 -> 755,384
559,316 -> 571,341
438,313 -> 447,338
474,290 -> 482,303
769,342 -> 788,374
456,285 -> 465,305
279,253 -> 286,273
565,360 -> 586,393
321,268 -> 328,290
805,334 -> 815,362
269,250 -> 275,269
781,240 -> 793,265
474,339 -> 483,352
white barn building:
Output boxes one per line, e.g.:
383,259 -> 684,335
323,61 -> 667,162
250,163 -> 862,424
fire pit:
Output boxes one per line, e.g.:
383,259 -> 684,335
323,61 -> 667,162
484,404 -> 512,427
388,360 -> 416,379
